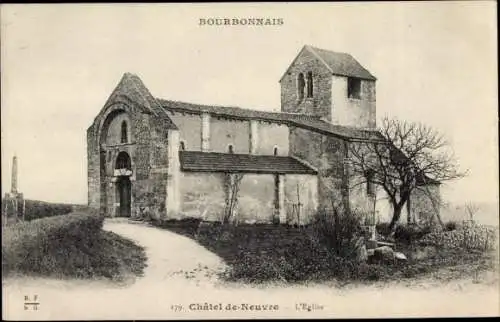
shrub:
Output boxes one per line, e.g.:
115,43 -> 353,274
152,216 -> 202,237
355,262 -> 394,281
394,224 -> 431,245
400,263 -> 432,278
419,222 -> 497,251
445,221 -> 458,231
223,242 -> 397,283
22,200 -> 75,221
376,222 -> 392,237
311,206 -> 363,258
224,241 -> 328,283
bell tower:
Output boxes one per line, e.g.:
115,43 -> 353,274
280,45 -> 377,129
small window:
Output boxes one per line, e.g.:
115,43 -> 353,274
306,71 -> 313,98
297,73 -> 305,100
179,141 -> 185,151
273,146 -> 278,156
347,77 -> 361,99
228,144 -> 234,154
121,121 -> 128,143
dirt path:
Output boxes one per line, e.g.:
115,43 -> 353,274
3,219 -> 499,320
101,219 -> 228,286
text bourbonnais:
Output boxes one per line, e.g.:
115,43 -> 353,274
199,18 -> 284,26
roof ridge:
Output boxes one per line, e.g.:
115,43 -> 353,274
306,45 -> 352,57
160,98 -> 260,110
305,45 -> 376,81
159,97 -> 312,116
159,97 -> 321,117
305,46 -> 335,75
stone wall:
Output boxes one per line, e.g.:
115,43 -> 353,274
330,75 -> 376,129
210,117 -> 250,153
284,174 -> 318,224
347,178 -> 438,225
238,174 -> 276,223
104,112 -> 132,145
411,184 -> 441,223
255,121 -> 289,155
178,171 -> 318,225
179,172 -> 226,221
346,173 -> 375,216
87,100 -> 171,219
280,48 -> 376,129
87,122 -> 100,209
163,111 -> 291,156
179,172 -> 276,224
165,111 -> 202,151
280,48 -> 333,119
289,126 -> 349,213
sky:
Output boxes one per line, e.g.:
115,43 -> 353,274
1,2 -> 498,206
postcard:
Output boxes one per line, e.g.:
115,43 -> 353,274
2,2 -> 498,320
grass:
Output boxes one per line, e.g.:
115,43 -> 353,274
2,211 -> 147,282
154,218 -> 497,285
1,198 -> 82,222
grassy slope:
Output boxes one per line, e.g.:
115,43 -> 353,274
2,212 -> 147,282
88,230 -> 147,281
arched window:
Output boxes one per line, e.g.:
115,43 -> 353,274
228,144 -> 234,154
273,146 -> 278,156
115,151 -> 131,170
297,73 -> 305,100
306,71 -> 313,98
180,141 -> 185,151
121,121 -> 128,143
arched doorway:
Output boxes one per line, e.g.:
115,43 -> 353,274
115,152 -> 132,217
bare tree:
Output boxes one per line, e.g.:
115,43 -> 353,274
349,117 -> 466,231
464,202 -> 480,222
222,173 -> 244,225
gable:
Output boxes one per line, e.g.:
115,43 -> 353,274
279,45 -> 376,82
279,46 -> 331,83
90,73 -> 177,130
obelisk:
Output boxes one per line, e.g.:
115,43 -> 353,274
2,155 -> 24,226
11,155 -> 18,194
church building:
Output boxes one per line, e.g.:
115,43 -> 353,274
87,45 -> 439,224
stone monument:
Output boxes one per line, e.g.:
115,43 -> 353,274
2,155 -> 25,226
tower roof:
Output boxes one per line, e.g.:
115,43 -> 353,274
280,45 -> 377,82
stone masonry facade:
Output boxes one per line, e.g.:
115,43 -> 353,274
87,45 -> 440,224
